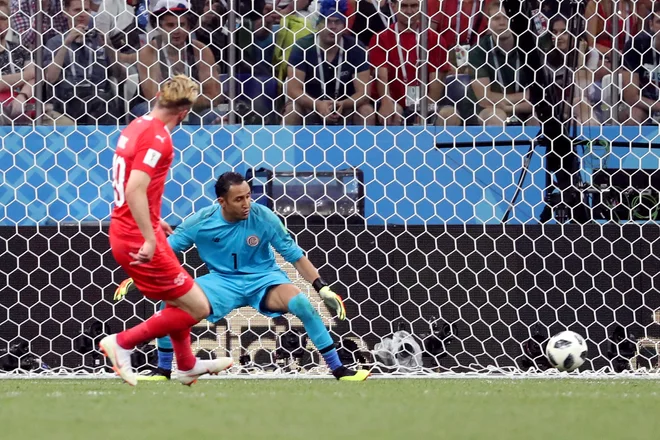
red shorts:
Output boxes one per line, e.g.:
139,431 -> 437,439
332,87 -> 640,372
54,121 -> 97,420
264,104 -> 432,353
109,232 -> 194,301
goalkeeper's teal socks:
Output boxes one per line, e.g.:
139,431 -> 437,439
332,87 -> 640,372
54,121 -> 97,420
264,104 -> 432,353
157,343 -> 174,371
287,293 -> 342,371
156,302 -> 174,372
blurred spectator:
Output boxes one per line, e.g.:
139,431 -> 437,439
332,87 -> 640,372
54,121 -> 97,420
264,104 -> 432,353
91,0 -> 141,57
91,0 -> 134,37
192,0 -> 228,66
638,0 -> 653,21
467,0 -> 534,125
131,0 -> 221,123
548,15 -> 573,66
435,0 -> 489,71
583,0 -> 641,124
232,0 -> 280,123
235,0 -> 274,78
546,15 -> 596,125
285,0 -> 374,125
368,0 -> 453,125
622,3 -> 660,125
349,0 -> 392,48
298,0 -> 317,23
272,0 -> 316,82
43,0 -> 122,125
0,0 -> 36,122
539,0 -> 560,21
430,0 -> 490,124
585,0 -> 639,68
584,48 -> 628,124
255,0 -> 276,63
11,0 -> 68,49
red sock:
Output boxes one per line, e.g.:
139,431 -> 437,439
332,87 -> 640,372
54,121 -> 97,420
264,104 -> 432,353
170,327 -> 196,371
116,306 -> 198,350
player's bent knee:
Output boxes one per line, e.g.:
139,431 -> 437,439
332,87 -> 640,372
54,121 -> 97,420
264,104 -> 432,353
192,301 -> 210,321
171,283 -> 211,321
189,294 -> 211,321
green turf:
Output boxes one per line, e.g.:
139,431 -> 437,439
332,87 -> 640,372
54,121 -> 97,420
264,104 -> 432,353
0,379 -> 659,439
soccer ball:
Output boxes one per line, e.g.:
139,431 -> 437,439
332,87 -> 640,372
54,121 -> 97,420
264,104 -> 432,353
545,331 -> 588,372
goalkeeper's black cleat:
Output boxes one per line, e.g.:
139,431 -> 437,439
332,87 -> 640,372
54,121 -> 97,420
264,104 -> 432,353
137,367 -> 172,381
332,366 -> 370,381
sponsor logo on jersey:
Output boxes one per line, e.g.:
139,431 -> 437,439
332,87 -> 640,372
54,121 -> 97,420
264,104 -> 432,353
155,134 -> 167,143
247,235 -> 259,246
143,148 -> 162,168
173,272 -> 188,287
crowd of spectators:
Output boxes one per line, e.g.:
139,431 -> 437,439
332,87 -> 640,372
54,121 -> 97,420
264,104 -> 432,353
0,0 -> 658,126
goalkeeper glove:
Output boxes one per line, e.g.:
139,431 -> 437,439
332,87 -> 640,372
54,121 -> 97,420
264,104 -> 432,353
313,277 -> 346,321
114,278 -> 136,301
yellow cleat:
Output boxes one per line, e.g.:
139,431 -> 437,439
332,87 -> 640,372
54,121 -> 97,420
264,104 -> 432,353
137,368 -> 171,381
137,374 -> 169,382
334,367 -> 371,381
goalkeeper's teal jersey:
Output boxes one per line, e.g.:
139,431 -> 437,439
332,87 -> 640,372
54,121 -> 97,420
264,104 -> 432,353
167,203 -> 304,275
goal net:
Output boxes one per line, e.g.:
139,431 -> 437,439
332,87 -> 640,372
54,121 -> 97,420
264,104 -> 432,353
1,0 -> 660,377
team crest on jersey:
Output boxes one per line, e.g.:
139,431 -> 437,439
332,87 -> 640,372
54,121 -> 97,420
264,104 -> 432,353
173,273 -> 188,286
247,235 -> 259,246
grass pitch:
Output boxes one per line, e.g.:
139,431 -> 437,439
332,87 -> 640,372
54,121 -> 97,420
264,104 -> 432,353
0,378 -> 658,440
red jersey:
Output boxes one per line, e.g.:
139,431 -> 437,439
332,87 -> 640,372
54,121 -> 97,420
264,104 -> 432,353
110,115 -> 173,239
433,0 -> 490,48
595,2 -> 639,51
368,26 -> 450,105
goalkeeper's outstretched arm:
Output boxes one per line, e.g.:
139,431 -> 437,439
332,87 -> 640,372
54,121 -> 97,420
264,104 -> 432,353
292,256 -> 321,285
264,206 -> 346,320
293,257 -> 346,321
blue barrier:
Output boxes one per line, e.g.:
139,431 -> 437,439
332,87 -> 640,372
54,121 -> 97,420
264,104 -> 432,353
1,125 -> 660,226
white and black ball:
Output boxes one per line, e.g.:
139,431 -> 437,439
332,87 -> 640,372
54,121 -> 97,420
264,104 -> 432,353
545,330 -> 588,372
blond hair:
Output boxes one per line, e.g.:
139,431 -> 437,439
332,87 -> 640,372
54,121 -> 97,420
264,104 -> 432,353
157,75 -> 200,110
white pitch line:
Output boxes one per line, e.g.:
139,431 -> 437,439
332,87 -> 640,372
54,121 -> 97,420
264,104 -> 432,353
1,372 -> 660,380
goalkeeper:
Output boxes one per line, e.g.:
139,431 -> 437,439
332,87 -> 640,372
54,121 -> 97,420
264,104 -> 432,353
115,171 -> 369,381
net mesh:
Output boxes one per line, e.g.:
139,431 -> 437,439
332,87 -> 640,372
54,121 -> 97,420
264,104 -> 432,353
2,0 -> 660,377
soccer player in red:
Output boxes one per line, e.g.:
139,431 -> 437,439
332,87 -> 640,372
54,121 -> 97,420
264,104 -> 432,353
100,75 -> 232,386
